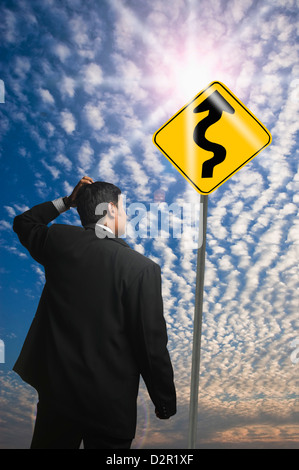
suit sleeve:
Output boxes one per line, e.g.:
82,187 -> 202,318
13,201 -> 61,265
125,263 -> 176,418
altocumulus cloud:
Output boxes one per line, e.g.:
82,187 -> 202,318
0,0 -> 298,449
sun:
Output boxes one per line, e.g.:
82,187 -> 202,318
173,49 -> 217,102
175,61 -> 213,101
151,46 -> 218,108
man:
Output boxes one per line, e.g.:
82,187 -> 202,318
13,176 -> 176,449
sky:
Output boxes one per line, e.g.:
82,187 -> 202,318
0,0 -> 298,449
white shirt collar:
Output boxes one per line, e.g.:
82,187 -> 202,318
96,223 -> 114,234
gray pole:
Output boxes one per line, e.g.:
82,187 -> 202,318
188,193 -> 209,449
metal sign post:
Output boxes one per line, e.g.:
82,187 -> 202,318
188,194 -> 208,449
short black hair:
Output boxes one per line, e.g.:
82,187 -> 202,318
76,181 -> 121,226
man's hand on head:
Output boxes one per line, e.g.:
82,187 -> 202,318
64,176 -> 94,209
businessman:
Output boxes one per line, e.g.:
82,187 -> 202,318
13,176 -> 176,449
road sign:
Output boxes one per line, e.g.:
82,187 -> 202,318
153,81 -> 272,194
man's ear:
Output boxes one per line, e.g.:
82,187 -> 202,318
107,202 -> 117,218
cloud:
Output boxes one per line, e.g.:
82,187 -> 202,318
14,56 -> 31,78
60,75 -> 76,99
82,63 -> 103,94
34,178 -> 50,198
41,159 -> 60,179
38,88 -> 55,105
77,141 -> 94,175
230,0 -> 254,22
0,8 -> 17,44
112,54 -> 147,101
63,180 -> 74,195
123,154 -> 151,199
60,110 -> 76,134
97,149 -> 119,183
31,263 -> 45,284
54,153 -> 72,171
0,220 -> 12,231
4,206 -> 16,218
68,13 -> 102,58
14,204 -> 30,213
0,372 -> 37,449
84,102 -> 105,130
53,42 -> 71,62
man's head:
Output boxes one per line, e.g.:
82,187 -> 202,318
76,181 -> 126,236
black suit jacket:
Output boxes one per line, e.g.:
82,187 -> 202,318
13,201 -> 176,439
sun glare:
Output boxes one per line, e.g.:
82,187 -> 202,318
173,49 -> 217,102
153,47 -> 218,108
175,62 -> 212,101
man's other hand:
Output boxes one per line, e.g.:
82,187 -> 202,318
155,408 -> 170,420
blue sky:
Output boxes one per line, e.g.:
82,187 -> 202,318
0,0 -> 298,449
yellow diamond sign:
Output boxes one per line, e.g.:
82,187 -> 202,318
153,81 -> 272,194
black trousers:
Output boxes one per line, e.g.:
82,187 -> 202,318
31,401 -> 132,449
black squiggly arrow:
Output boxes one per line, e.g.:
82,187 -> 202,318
193,90 -> 235,178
